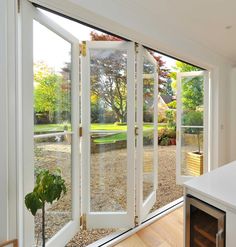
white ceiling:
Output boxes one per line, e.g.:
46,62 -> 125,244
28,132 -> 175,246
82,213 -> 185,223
72,0 -> 236,64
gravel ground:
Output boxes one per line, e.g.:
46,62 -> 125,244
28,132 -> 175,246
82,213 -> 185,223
34,142 -> 182,246
152,145 -> 183,211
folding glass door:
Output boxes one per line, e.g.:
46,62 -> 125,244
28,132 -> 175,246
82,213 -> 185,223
23,4 -> 159,243
23,7 -> 80,246
136,45 -> 158,223
176,71 -> 209,184
81,41 -> 135,228
81,42 -> 158,228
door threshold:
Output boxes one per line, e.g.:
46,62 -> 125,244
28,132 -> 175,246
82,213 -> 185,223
87,197 -> 184,247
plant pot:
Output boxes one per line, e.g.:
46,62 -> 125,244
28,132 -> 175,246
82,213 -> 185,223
170,138 -> 176,145
186,151 -> 203,176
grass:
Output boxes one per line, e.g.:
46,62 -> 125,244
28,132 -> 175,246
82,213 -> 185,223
94,132 -> 127,144
34,123 -> 168,144
34,124 -> 69,132
34,123 -> 166,132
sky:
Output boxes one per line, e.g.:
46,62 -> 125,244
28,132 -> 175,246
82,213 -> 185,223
34,9 -> 177,71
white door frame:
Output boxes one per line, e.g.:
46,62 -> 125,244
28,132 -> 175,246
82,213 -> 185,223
21,3 -> 81,246
176,71 -> 209,184
136,45 -> 158,224
81,41 -> 136,228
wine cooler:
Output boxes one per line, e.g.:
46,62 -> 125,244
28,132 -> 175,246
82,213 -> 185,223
186,195 -> 225,247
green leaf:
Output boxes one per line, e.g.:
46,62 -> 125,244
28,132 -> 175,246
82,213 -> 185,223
25,168 -> 66,216
25,192 -> 43,216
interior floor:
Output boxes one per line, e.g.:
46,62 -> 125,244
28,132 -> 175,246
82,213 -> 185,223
114,207 -> 183,247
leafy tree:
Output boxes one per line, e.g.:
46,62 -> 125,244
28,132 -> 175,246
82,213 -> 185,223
90,49 -> 127,122
25,169 -> 66,247
90,31 -> 122,41
171,61 -> 204,153
90,32 -> 171,123
171,61 -> 203,110
90,31 -> 171,93
162,77 -> 173,96
34,62 -> 71,123
150,53 -> 171,94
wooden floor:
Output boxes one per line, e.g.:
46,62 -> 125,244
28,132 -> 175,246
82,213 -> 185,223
114,207 -> 183,247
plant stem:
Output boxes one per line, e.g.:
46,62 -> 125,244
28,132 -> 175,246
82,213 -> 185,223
42,202 -> 45,247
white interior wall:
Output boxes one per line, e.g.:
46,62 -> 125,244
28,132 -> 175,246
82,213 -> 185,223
217,64 -> 232,165
229,67 -> 236,162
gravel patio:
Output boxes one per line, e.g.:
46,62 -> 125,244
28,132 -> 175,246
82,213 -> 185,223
34,142 -> 183,246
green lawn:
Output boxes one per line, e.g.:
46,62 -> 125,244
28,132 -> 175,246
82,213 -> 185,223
34,123 -> 161,132
94,132 -> 127,144
34,124 -> 69,133
34,123 -> 167,144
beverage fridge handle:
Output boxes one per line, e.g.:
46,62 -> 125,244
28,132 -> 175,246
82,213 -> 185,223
216,229 -> 224,247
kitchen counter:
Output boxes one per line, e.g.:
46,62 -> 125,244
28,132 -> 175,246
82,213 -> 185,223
184,161 -> 236,247
184,160 -> 236,212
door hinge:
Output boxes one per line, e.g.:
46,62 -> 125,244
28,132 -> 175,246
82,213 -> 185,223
135,126 -> 139,136
134,215 -> 139,226
78,127 -> 82,137
82,41 -> 86,57
17,0 -> 20,13
80,213 -> 87,230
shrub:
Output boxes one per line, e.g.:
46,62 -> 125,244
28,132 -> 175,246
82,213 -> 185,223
182,110 -> 203,153
158,114 -> 167,123
160,136 -> 170,146
165,109 -> 176,129
143,130 -> 154,145
158,127 -> 176,145
167,100 -> 176,109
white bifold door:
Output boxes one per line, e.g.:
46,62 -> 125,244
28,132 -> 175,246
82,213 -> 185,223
81,41 -> 136,228
176,71 -> 209,184
136,45 -> 158,224
23,6 -> 81,247
81,42 -> 158,228
23,3 -> 159,243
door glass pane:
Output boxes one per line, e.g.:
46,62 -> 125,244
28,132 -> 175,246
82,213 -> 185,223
33,20 -> 72,244
34,135 -> 72,241
180,75 -> 204,176
90,49 -> 128,212
143,57 -> 155,202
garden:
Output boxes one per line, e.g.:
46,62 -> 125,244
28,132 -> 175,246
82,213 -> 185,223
33,127 -> 182,246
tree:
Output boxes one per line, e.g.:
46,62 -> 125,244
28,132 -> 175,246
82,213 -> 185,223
90,49 -> 128,122
171,61 -> 204,153
89,32 -> 171,123
171,61 -> 203,110
149,52 -> 171,94
34,62 -> 71,123
90,32 -> 171,93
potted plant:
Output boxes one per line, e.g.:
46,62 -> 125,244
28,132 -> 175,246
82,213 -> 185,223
182,110 -> 203,176
25,168 -> 66,247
